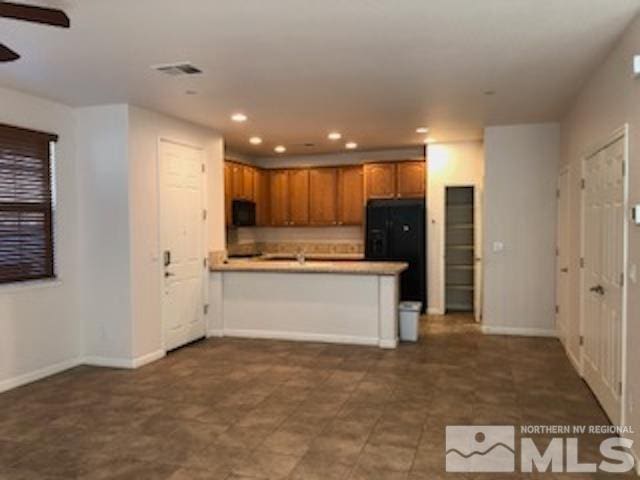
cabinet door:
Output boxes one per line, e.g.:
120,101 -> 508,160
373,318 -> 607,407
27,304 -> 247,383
242,165 -> 255,201
288,169 -> 309,226
364,163 -> 396,199
224,163 -> 233,226
396,161 -> 426,198
338,166 -> 364,225
309,168 -> 338,225
229,162 -> 244,199
269,170 -> 289,226
253,168 -> 270,226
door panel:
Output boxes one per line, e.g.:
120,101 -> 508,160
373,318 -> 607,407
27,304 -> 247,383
288,169 -> 309,226
269,170 -> 289,226
364,163 -> 396,199
396,161 -> 426,198
254,168 -> 270,226
309,168 -> 338,225
582,137 -> 624,424
337,166 -> 364,225
160,140 -> 205,352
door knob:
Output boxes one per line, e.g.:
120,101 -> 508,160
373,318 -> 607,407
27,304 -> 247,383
561,268 -> 569,273
164,271 -> 175,278
589,285 -> 604,295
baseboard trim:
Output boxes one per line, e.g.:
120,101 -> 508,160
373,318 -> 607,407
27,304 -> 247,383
223,328 -> 381,347
427,307 -> 445,315
131,349 -> 165,368
82,349 -> 165,369
0,357 -> 81,394
378,339 -> 398,349
481,325 -> 557,338
207,330 -> 224,338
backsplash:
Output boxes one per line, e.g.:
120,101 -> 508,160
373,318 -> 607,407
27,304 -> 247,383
227,241 -> 364,257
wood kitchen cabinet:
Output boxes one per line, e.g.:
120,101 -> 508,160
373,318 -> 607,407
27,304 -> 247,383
364,160 -> 426,200
288,169 -> 309,226
253,168 -> 270,226
337,166 -> 364,225
242,165 -> 255,201
396,161 -> 426,198
224,162 -> 233,226
229,162 -> 254,201
309,168 -> 338,225
364,162 -> 397,199
269,170 -> 290,226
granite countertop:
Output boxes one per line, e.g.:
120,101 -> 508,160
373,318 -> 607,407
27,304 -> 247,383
259,252 -> 365,261
210,258 -> 408,276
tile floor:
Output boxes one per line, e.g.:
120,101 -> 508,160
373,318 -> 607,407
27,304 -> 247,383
0,315 -> 630,479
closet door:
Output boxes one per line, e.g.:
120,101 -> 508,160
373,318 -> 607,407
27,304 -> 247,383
582,136 -> 625,425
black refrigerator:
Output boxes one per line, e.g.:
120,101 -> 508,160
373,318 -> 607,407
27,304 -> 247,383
365,198 -> 426,311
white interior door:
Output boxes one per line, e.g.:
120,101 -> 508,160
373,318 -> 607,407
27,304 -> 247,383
556,170 -> 570,344
582,136 -> 625,424
159,139 -> 206,352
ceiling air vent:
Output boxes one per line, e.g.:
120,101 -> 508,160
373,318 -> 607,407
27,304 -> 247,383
152,62 -> 202,76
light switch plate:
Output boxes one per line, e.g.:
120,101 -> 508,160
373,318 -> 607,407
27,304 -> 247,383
492,241 -> 504,253
632,204 -> 640,225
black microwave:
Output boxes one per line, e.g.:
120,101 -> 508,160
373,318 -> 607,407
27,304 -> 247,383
232,200 -> 256,227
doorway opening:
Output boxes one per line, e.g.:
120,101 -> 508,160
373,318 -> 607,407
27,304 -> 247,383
445,186 -> 475,313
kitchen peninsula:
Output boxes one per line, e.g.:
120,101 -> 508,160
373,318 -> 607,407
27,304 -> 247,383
209,258 -> 408,348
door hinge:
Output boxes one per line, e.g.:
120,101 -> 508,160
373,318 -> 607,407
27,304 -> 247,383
580,257 -> 585,268
556,247 -> 559,257
622,161 -> 625,177
555,305 -> 559,314
203,209 -> 208,220
556,189 -> 560,199
203,304 -> 209,315
581,179 -> 586,190
203,257 -> 208,268
620,273 -> 625,287
618,381 -> 623,396
579,335 -> 584,346
201,163 -> 206,173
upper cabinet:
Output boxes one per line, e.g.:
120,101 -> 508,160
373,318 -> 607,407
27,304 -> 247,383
224,159 -> 423,228
364,160 -> 426,200
309,168 -> 339,225
269,169 -> 290,226
337,166 -> 364,225
396,161 -> 426,198
287,169 -> 310,226
364,163 -> 396,199
253,168 -> 270,226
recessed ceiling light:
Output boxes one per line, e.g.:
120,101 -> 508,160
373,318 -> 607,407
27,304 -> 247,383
424,137 -> 436,144
274,145 -> 286,153
328,132 -> 342,140
416,127 -> 429,134
345,142 -> 358,150
231,113 -> 248,123
249,137 -> 263,145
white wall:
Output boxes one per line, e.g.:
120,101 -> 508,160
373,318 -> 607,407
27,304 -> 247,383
561,15 -> 640,453
0,87 -> 81,391
128,106 -> 224,359
76,105 -> 132,362
426,141 -> 484,314
483,123 -> 560,336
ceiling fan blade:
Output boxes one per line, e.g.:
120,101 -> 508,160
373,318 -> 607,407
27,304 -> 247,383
0,1 -> 69,28
0,43 -> 20,62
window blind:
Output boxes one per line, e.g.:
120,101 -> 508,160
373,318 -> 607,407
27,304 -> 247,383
0,123 -> 57,284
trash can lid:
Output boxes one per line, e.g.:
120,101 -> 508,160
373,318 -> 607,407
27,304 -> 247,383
399,301 -> 422,311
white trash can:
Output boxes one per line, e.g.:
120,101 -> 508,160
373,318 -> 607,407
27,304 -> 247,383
399,301 -> 422,342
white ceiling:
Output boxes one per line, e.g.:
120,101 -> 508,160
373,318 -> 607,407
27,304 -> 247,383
1,0 -> 639,156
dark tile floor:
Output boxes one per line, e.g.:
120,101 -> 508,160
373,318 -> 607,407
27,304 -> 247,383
0,315 -> 629,479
